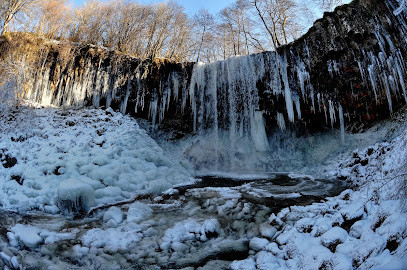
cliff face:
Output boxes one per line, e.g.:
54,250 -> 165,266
270,0 -> 407,133
1,0 -> 406,138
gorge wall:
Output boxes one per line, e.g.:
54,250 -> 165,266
0,0 -> 406,144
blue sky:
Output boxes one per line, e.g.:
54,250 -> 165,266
71,0 -> 235,15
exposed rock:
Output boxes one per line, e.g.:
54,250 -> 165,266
0,0 -> 405,136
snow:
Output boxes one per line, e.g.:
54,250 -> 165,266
0,104 -> 406,269
320,227 -> 348,249
103,206 -> 123,227
249,237 -> 269,251
81,223 -> 144,252
9,224 -> 43,249
56,178 -> 95,214
0,107 -> 193,213
126,202 -> 153,223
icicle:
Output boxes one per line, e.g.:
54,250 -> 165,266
357,60 -> 366,83
294,94 -> 301,119
395,57 -> 407,102
172,73 -> 179,101
250,111 -> 269,151
368,64 -> 378,103
279,55 -> 295,122
149,99 -> 158,129
381,73 -> 393,113
339,104 -> 345,144
120,77 -> 131,114
296,61 -> 309,99
328,100 -> 336,128
277,112 -> 286,130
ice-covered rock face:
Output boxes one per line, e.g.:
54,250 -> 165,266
0,0 -> 404,173
10,0 -> 403,134
0,0 -> 402,173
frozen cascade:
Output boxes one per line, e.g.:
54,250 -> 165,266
279,54 -> 296,123
20,0 -> 407,172
339,104 -> 345,144
328,100 -> 336,128
251,111 -> 270,151
277,112 -> 286,131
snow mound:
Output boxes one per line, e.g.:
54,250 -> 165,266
56,178 -> 95,214
126,202 -> 153,223
8,224 -> 42,249
161,218 -> 222,251
103,206 -> 123,227
81,223 -> 143,252
0,107 -> 193,213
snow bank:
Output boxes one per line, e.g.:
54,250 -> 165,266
230,119 -> 407,269
0,107 -> 193,213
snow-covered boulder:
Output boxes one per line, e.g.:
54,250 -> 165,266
103,206 -> 123,227
8,224 -> 43,249
230,257 -> 256,270
126,202 -> 153,223
56,178 -> 96,215
255,251 -> 286,270
320,227 -> 348,252
249,237 -> 269,251
259,223 -> 277,239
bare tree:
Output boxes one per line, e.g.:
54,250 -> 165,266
0,0 -> 38,35
193,9 -> 215,62
251,0 -> 312,49
35,0 -> 71,39
313,0 -> 343,11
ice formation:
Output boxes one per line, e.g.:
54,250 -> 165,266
21,0 -> 407,173
56,178 -> 96,214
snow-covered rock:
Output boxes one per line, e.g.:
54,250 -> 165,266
126,202 -> 153,223
249,237 -> 269,251
9,224 -> 43,249
56,178 -> 95,214
103,206 -> 124,227
320,227 -> 348,251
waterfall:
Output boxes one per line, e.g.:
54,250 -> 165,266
18,0 -> 407,172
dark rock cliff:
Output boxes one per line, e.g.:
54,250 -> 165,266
0,0 -> 406,137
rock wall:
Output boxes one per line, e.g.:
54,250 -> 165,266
0,0 -> 406,138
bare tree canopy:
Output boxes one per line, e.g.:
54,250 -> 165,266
1,0 -> 346,61
0,0 -> 38,35
312,0 -> 344,11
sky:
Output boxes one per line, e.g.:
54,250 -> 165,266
71,0 -> 236,15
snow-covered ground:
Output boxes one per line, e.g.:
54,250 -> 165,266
0,105 -> 406,269
0,106 -> 193,213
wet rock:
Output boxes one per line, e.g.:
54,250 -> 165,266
66,120 -> 75,126
0,152 -> 17,169
10,175 -> 23,185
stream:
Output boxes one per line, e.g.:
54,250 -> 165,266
0,174 -> 348,269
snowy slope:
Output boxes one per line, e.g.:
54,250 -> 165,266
230,111 -> 407,270
0,106 -> 193,213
